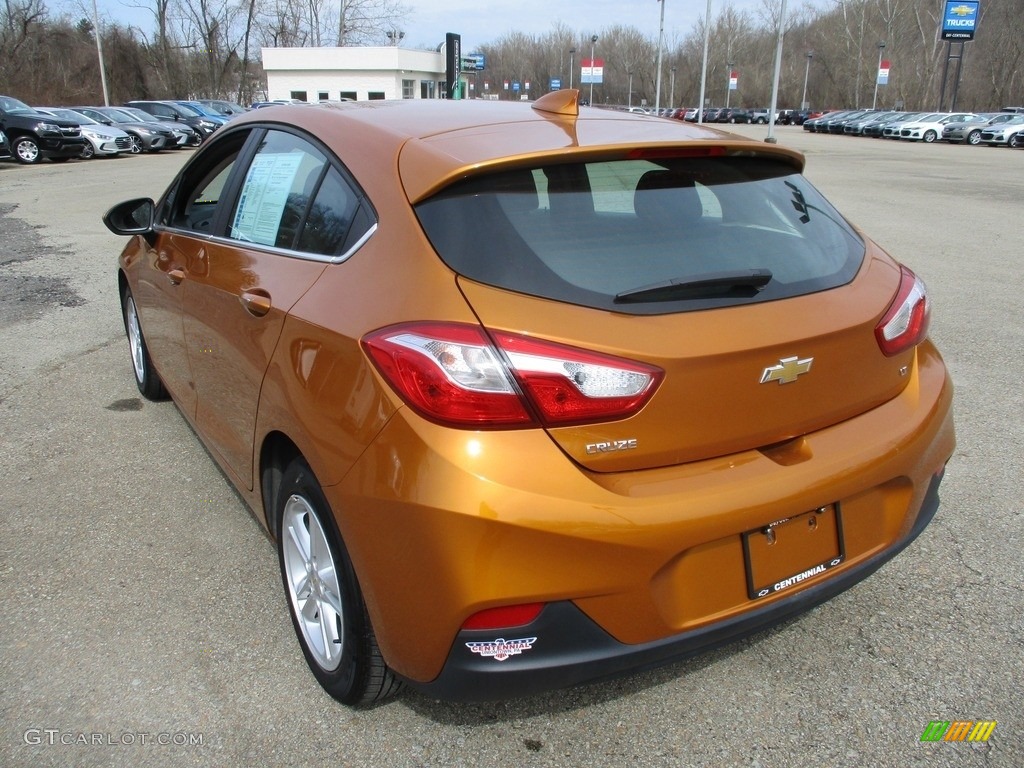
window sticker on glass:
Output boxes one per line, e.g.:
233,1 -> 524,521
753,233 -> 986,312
231,153 -> 305,245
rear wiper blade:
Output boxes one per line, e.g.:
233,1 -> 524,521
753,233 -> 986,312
614,268 -> 773,303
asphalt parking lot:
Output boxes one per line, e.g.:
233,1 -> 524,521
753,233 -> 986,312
1,125 -> 1021,767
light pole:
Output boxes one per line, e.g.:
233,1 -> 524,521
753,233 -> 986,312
569,47 -> 576,90
801,51 -> 813,110
765,0 -> 788,143
698,0 -> 712,124
654,0 -> 666,112
588,35 -> 598,106
670,65 -> 676,108
628,71 -> 633,109
725,62 -> 733,108
871,41 -> 886,110
90,0 -> 110,106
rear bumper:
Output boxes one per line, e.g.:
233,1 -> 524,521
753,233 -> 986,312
328,339 -> 953,695
407,471 -> 944,702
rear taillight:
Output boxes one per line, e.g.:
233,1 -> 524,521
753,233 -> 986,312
362,322 -> 662,429
875,266 -> 930,356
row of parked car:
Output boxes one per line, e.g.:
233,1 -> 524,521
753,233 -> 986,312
0,95 -> 250,164
801,107 -> 1024,147
633,106 -> 814,125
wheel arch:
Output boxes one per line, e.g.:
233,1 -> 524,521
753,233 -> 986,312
260,430 -> 304,539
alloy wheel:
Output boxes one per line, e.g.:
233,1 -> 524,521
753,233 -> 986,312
281,494 -> 345,671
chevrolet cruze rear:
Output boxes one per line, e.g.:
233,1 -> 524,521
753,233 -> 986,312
105,92 -> 954,705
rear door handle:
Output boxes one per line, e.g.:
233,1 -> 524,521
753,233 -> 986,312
240,290 -> 272,317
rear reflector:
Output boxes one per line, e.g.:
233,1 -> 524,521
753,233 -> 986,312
462,603 -> 545,631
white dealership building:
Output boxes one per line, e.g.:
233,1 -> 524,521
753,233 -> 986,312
262,46 -> 473,102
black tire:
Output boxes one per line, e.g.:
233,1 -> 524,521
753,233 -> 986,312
121,286 -> 167,400
12,135 -> 41,164
923,130 -> 937,143
127,133 -> 144,154
967,129 -> 982,146
81,142 -> 95,159
1010,133 -> 1024,149
276,457 -> 401,706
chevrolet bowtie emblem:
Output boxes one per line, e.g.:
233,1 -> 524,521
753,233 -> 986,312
760,356 -> 814,384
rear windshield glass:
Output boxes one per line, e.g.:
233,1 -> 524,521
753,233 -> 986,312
414,156 -> 865,314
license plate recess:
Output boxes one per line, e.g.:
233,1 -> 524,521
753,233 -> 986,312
742,505 -> 845,600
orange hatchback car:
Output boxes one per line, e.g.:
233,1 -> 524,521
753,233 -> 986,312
104,91 -> 954,705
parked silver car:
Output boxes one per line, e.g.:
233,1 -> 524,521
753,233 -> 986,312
36,107 -> 131,158
979,114 -> 1024,146
943,113 -> 1017,145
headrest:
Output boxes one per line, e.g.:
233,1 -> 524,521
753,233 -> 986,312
633,170 -> 704,225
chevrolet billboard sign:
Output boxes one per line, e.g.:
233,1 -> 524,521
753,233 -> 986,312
942,0 -> 980,40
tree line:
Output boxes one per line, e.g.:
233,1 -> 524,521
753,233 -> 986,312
1,0 -> 1020,112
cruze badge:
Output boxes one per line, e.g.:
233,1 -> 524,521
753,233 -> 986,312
760,355 -> 814,385
585,438 -> 638,455
465,637 -> 537,661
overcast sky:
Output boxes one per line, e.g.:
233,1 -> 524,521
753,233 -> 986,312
75,0 -> 804,51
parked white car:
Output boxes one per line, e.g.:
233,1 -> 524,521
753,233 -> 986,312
36,107 -> 131,158
897,113 -> 976,143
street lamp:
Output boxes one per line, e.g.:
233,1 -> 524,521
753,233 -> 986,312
801,51 -> 813,110
765,0 -> 789,143
725,62 -> 733,109
589,35 -> 598,106
654,0 -> 666,112
872,41 -> 886,110
670,65 -> 676,108
569,47 -> 576,90
628,71 -> 633,109
697,0 -> 712,124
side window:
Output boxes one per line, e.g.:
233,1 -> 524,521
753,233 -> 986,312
229,131 -> 328,249
229,129 -> 371,256
165,131 -> 249,233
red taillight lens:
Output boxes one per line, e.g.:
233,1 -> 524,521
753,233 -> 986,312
362,323 -> 533,427
875,266 -> 930,356
362,322 -> 662,429
492,331 -> 663,426
462,603 -> 544,631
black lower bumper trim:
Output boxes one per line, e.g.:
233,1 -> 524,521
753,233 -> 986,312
402,471 -> 944,702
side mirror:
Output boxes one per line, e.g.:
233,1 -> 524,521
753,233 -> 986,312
103,198 -> 155,236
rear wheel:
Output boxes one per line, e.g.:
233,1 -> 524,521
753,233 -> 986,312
276,458 -> 401,706
122,287 -> 167,400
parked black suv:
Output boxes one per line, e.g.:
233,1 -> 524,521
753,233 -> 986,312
0,95 -> 86,164
124,100 -> 220,141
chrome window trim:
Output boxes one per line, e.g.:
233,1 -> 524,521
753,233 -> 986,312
153,221 -> 378,265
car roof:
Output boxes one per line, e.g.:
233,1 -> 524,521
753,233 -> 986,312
228,92 -> 804,203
